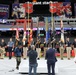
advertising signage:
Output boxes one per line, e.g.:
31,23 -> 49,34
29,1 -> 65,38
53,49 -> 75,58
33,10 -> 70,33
0,4 -> 9,19
12,3 -> 26,19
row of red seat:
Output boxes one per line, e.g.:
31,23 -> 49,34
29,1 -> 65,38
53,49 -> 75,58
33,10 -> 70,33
5,50 -> 75,57
55,50 -> 75,57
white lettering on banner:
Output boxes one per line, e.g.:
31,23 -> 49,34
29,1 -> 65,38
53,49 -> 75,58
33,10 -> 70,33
33,2 -> 41,5
27,1 -> 51,5
43,1 -> 50,5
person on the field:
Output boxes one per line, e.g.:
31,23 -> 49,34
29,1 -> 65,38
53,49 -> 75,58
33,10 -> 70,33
28,45 -> 38,75
45,44 -> 57,75
14,45 -> 22,70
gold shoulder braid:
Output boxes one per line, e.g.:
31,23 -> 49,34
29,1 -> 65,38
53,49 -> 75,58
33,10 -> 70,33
16,41 -> 18,46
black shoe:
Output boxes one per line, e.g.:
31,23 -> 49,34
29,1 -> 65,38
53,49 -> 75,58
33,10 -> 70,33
68,58 -> 70,60
16,67 -> 19,70
24,58 -> 26,60
61,58 -> 63,60
9,69 -> 14,72
37,58 -> 40,60
9,58 -> 11,59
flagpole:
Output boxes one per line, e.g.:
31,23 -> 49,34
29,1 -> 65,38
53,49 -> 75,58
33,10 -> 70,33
27,1 -> 30,45
37,17 -> 40,39
29,20 -> 33,43
60,17 -> 65,43
50,1 -> 56,48
51,1 -> 54,34
51,2 -> 54,48
23,20 -> 26,45
16,22 -> 19,39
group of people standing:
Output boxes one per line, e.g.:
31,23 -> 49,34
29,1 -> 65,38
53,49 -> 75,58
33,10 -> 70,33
1,37 -> 76,75
58,37 -> 76,60
0,37 -> 76,60
0,38 -> 15,59
27,44 -> 57,75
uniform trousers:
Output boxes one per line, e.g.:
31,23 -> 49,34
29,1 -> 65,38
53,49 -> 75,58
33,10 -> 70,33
23,47 -> 28,59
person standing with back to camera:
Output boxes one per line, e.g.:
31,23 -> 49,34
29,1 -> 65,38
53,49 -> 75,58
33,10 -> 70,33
45,44 -> 57,75
28,45 -> 38,75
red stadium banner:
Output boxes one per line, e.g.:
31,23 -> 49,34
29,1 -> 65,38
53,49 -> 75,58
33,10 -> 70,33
49,2 -> 72,17
64,2 -> 72,18
56,2 -> 72,18
56,2 -> 64,16
49,2 -> 57,13
23,3 -> 33,14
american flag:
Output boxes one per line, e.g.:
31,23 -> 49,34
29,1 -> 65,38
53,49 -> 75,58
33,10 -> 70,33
23,31 -> 26,45
16,28 -> 19,39
23,20 -> 26,45
24,2 -> 33,14
29,29 -> 33,42
49,2 -> 57,13
29,20 -> 33,45
60,18 -> 65,43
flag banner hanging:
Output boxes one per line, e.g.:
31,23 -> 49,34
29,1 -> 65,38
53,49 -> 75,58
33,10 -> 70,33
24,2 -> 33,14
23,31 -> 26,45
56,2 -> 72,18
46,31 -> 49,43
45,17 -> 49,43
49,2 -> 72,18
51,16 -> 55,33
60,18 -> 65,43
49,2 -> 57,14
29,29 -> 33,43
12,3 -> 25,19
0,4 -> 9,19
56,2 -> 64,17
29,20 -> 33,44
63,2 -> 72,18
